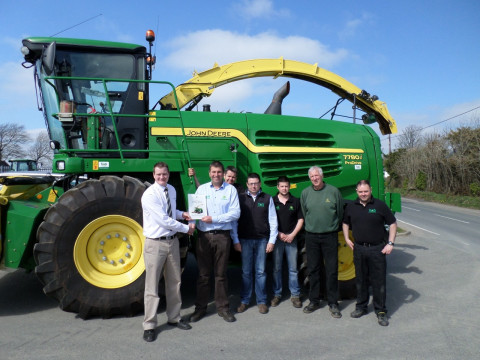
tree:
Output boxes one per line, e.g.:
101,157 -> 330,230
397,124 -> 423,149
0,123 -> 31,162
28,131 -> 53,168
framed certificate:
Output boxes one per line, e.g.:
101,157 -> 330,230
188,194 -> 207,219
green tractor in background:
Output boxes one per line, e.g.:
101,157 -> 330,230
6,159 -> 39,172
0,30 -> 400,318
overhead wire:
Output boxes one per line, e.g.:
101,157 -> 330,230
381,105 -> 480,141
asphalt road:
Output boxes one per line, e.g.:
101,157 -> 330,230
1,198 -> 479,360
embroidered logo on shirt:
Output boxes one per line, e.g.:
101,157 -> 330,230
276,205 -> 280,210
289,206 -> 295,211
369,209 -> 377,213
325,198 -> 331,203
257,203 -> 265,207
222,195 -> 227,200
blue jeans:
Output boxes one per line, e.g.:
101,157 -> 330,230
239,238 -> 268,305
272,238 -> 300,297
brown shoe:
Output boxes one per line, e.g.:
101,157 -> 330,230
258,304 -> 269,314
271,296 -> 281,307
291,296 -> 302,308
237,303 -> 248,313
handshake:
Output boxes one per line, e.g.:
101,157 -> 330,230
182,212 -> 196,235
187,222 -> 196,235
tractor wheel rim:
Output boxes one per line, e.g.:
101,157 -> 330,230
338,233 -> 356,281
74,215 -> 145,289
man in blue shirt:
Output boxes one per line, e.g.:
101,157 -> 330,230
233,173 -> 278,314
189,161 -> 241,323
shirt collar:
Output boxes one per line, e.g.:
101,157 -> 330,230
274,193 -> 292,203
354,196 -> 375,205
247,189 -> 262,197
209,181 -> 226,190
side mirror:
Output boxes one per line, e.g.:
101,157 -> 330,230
42,42 -> 56,75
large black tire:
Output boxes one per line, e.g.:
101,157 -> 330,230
34,176 -> 147,319
297,231 -> 357,300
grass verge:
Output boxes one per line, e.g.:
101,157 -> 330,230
388,188 -> 480,210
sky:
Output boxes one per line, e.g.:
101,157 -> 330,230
1,0 -> 479,153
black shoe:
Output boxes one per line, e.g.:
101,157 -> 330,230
377,312 -> 389,326
218,310 -> 236,322
303,302 -> 321,314
143,329 -> 156,342
329,304 -> 342,318
167,319 -> 192,330
189,309 -> 206,323
350,308 -> 368,318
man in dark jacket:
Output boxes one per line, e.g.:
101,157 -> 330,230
232,173 -> 278,314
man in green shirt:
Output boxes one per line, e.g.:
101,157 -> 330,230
300,166 -> 343,318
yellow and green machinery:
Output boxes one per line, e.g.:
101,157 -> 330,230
0,31 -> 400,318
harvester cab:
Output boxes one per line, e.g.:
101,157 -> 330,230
21,35 -> 152,160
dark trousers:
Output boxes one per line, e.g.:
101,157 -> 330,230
195,231 -> 231,312
354,243 -> 387,314
305,231 -> 338,305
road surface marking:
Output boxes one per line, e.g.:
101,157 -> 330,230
434,214 -> 469,224
403,206 -> 420,212
397,219 -> 440,236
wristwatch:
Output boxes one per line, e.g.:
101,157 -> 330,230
387,241 -> 395,246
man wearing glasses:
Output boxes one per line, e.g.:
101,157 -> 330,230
232,173 -> 278,314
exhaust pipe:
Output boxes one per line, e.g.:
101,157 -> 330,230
264,81 -> 290,115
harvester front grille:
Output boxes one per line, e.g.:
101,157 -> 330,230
254,130 -> 342,187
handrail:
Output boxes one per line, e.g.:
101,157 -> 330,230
44,76 -> 192,167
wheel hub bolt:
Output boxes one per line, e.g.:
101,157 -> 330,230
106,235 -> 111,239
123,237 -> 127,241
100,241 -> 105,245
102,256 -> 107,261
125,253 -> 130,257
119,259 -> 124,264
98,249 -> 103,254
126,244 -> 132,249
110,260 -> 115,264
115,233 -> 120,238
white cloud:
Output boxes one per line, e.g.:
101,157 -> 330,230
339,12 -> 374,40
162,29 -> 349,74
234,0 -> 290,19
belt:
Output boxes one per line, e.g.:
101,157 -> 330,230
199,229 -> 230,235
306,231 -> 337,236
356,241 -> 384,247
149,235 -> 176,240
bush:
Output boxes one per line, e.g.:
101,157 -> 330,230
415,171 -> 427,190
470,182 -> 480,197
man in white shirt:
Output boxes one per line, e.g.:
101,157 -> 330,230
142,162 -> 195,342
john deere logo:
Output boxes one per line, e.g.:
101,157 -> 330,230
369,209 -> 377,213
289,206 -> 294,210
276,205 -> 280,210
258,203 -> 265,207
326,198 -> 331,203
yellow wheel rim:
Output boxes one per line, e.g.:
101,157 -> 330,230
74,215 -> 145,289
337,231 -> 356,281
